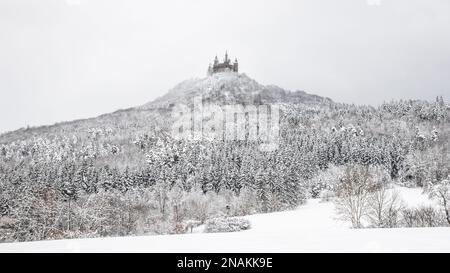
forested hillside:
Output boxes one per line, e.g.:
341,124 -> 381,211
0,73 -> 449,242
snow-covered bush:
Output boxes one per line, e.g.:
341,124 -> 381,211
319,189 -> 335,202
308,165 -> 345,198
232,188 -> 260,216
205,191 -> 229,218
184,220 -> 202,233
147,217 -> 173,235
182,189 -> 232,223
183,190 -> 211,223
401,206 -> 446,227
204,217 -> 251,233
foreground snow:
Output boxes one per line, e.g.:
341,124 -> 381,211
1,187 -> 449,253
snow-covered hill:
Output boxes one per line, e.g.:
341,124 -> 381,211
0,72 -> 329,143
142,72 -> 331,109
1,187 -> 449,253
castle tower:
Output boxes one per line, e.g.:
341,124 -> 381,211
233,58 -> 238,72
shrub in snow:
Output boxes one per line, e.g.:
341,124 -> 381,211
319,189 -> 335,202
233,189 -> 259,216
173,222 -> 185,234
183,190 -> 210,222
204,191 -> 228,218
401,206 -> 446,227
204,217 -> 251,233
310,183 -> 326,199
184,219 -> 202,233
308,165 -> 345,198
182,189 -> 230,223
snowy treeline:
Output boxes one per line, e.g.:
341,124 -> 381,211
0,97 -> 449,242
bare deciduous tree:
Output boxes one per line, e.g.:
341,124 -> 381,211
430,178 -> 450,225
335,165 -> 376,228
368,186 -> 404,228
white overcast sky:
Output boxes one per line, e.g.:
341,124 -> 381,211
0,0 -> 450,133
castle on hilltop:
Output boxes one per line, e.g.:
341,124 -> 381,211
207,51 -> 238,76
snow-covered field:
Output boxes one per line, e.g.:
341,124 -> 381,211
1,187 -> 449,253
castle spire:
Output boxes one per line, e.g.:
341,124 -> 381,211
224,51 -> 229,62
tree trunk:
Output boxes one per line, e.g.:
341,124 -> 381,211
442,194 -> 450,225
68,199 -> 71,235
